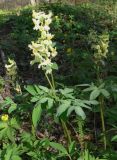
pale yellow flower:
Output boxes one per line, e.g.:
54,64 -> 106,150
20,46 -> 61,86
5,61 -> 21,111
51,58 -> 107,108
46,33 -> 54,40
5,58 -> 17,80
29,11 -> 57,74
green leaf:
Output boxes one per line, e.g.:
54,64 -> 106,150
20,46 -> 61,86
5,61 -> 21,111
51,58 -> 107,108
31,96 -> 40,102
59,88 -> 74,98
10,118 -> 20,129
40,138 -> 50,147
75,106 -> 86,120
0,128 -> 7,140
32,104 -> 42,128
99,83 -> 105,89
48,98 -> 54,109
34,85 -> 41,93
83,87 -> 93,92
69,141 -> 75,154
89,100 -> 99,105
57,100 -> 71,116
4,148 -> 12,160
77,84 -> 90,87
60,88 -> 74,94
83,100 -> 98,105
78,102 -> 91,110
100,89 -> 110,98
0,122 -> 8,129
5,97 -> 13,105
12,155 -> 22,160
111,135 -> 117,142
25,85 -> 37,96
39,97 -> 48,104
7,128 -> 15,142
27,151 -> 37,158
8,104 -> 17,114
67,106 -> 75,117
39,85 -> 49,93
52,62 -> 58,70
50,142 -> 68,154
83,84 -> 96,92
90,89 -> 100,100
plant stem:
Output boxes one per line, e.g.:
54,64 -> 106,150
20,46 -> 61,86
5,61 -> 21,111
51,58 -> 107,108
96,62 -> 107,150
32,125 -> 36,138
45,72 -> 72,147
78,118 -> 84,151
96,65 -> 100,81
61,119 -> 72,146
99,96 -> 106,150
45,73 -> 54,90
51,72 -> 55,89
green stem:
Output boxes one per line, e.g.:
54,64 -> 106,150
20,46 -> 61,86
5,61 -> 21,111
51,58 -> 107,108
45,73 -> 54,90
97,65 -> 100,81
32,125 -> 36,138
50,72 -> 58,100
99,96 -> 106,150
51,72 -> 55,90
78,118 -> 84,151
61,119 -> 71,146
45,72 -> 57,100
45,72 -> 72,147
96,62 -> 106,150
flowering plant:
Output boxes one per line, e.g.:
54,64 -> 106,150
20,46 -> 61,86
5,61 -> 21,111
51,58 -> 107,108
29,11 -> 57,74
5,58 -> 17,81
1,114 -> 9,122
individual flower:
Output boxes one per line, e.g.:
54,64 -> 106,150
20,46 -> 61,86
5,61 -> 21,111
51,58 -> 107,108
46,33 -> 54,40
44,25 -> 50,31
1,114 -> 9,122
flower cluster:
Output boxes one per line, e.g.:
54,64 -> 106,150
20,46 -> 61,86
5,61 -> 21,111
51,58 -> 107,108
92,34 -> 109,61
89,30 -> 109,64
5,58 -> 17,81
29,11 -> 57,74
